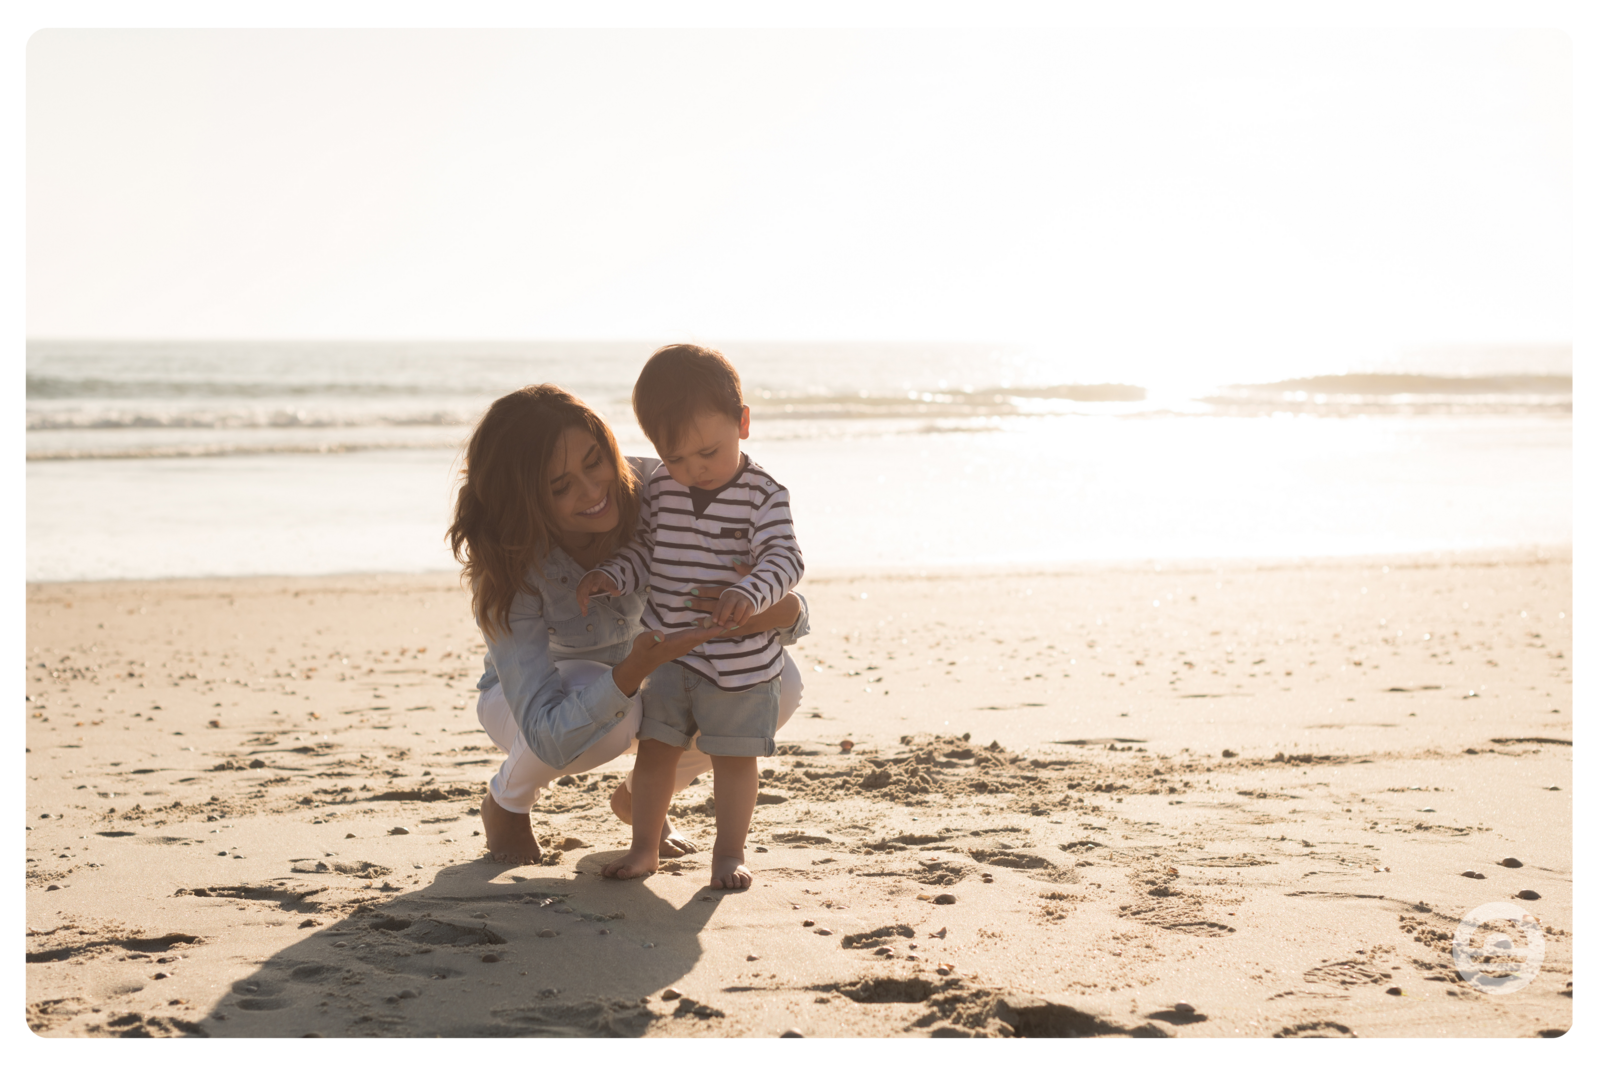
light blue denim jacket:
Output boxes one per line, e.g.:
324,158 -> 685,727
475,457 -> 810,770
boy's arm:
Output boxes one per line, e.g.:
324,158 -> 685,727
725,482 -> 804,615
588,477 -> 657,597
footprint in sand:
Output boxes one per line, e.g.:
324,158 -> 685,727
1274,1020 -> 1356,1037
230,978 -> 291,1011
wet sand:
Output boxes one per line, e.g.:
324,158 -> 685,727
24,551 -> 1572,1037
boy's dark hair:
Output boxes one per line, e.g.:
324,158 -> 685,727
632,344 -> 745,451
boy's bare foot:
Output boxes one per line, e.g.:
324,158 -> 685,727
480,790 -> 541,864
610,780 -> 699,857
709,853 -> 752,890
601,845 -> 660,880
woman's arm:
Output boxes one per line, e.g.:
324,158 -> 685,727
487,588 -> 735,769
484,593 -> 634,769
746,591 -> 804,637
612,623 -> 734,695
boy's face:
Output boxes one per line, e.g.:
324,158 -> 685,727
657,406 -> 750,491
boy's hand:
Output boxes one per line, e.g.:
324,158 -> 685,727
712,588 -> 755,630
683,563 -> 800,635
575,571 -> 619,615
683,561 -> 754,613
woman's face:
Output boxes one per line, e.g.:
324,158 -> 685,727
545,425 -> 620,537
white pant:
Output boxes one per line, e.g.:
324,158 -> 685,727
476,652 -> 804,814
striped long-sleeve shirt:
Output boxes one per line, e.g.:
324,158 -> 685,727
594,454 -> 804,690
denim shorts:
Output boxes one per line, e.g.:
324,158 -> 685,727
637,662 -> 779,757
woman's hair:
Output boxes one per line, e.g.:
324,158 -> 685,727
632,343 -> 744,452
447,384 -> 639,637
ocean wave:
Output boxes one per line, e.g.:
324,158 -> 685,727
1196,398 -> 1568,416
26,439 -> 464,461
24,373 -> 500,401
1220,373 -> 1571,397
25,407 -> 485,432
1197,375 -> 1571,417
26,384 -> 1143,431
748,383 -> 1144,420
24,373 -> 1573,442
748,377 -> 1569,419
25,417 -> 1006,461
751,397 -> 1020,420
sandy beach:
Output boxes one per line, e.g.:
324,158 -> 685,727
24,551 -> 1572,1038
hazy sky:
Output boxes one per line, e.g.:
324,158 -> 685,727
27,28 -> 1570,366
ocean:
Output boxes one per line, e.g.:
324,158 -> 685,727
25,340 -> 1572,582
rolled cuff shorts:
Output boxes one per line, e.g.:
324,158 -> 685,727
636,661 -> 779,757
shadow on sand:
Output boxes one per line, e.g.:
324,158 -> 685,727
201,849 -> 727,1037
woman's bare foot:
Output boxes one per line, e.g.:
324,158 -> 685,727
601,845 -> 660,880
610,780 -> 699,857
658,818 -> 699,858
480,790 -> 541,864
709,852 -> 752,890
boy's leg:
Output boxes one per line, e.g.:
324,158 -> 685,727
708,754 -> 758,889
671,668 -> 777,889
610,650 -> 803,846
601,739 -> 683,879
605,664 -> 696,879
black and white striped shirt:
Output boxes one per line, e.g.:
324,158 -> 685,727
596,455 -> 804,690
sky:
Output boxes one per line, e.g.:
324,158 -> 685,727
26,27 -> 1571,371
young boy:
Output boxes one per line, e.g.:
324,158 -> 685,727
577,344 -> 804,889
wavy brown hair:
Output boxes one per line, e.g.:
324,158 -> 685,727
447,385 -> 639,638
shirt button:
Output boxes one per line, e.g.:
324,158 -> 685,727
614,710 -> 625,719
547,627 -> 556,634
586,624 -> 593,632
560,576 -> 568,584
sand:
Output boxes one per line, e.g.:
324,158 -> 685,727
23,551 -> 1572,1038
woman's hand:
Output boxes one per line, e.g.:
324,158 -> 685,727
611,621 -> 731,697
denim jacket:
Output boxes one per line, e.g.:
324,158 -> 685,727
476,459 -> 810,769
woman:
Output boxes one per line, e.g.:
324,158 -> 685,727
446,385 -> 807,864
